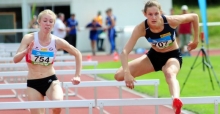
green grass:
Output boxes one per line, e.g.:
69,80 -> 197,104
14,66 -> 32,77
173,5 -> 220,49
84,56 -> 220,114
173,5 -> 220,22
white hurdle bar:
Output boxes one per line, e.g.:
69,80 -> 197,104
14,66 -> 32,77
0,69 -> 118,98
0,50 -> 65,57
0,69 -> 118,77
0,69 -> 121,101
0,80 -> 159,103
97,96 -> 220,114
0,61 -> 98,99
0,80 -> 159,114
0,61 -> 98,68
0,56 -> 75,62
0,69 -> 116,105
0,100 -> 95,114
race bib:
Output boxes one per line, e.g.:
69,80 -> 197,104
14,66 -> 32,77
148,32 -> 174,49
31,50 -> 54,66
151,40 -> 173,49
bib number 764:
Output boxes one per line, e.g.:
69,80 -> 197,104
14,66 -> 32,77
34,56 -> 49,63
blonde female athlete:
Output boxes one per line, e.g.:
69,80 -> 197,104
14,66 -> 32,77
114,0 -> 199,114
13,9 -> 82,114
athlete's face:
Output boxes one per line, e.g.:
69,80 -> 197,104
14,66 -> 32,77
144,6 -> 161,25
38,14 -> 55,33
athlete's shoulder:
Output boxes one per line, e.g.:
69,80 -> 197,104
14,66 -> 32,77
131,21 -> 146,37
137,20 -> 147,30
164,15 -> 180,29
23,33 -> 34,41
53,35 -> 70,50
19,32 -> 35,45
53,34 -> 66,44
164,14 -> 185,23
24,32 -> 34,37
52,34 -> 61,41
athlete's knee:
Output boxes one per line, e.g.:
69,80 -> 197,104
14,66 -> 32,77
53,96 -> 63,101
50,92 -> 63,101
47,85 -> 63,101
162,67 -> 177,83
114,68 -> 124,81
52,108 -> 62,114
163,68 -> 174,78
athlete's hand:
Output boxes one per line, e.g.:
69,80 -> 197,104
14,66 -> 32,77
25,41 -> 34,54
71,76 -> 80,85
187,41 -> 198,51
124,72 -> 136,89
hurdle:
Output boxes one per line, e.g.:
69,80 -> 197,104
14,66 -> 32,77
0,69 -> 118,77
0,100 -> 95,114
0,43 -> 64,57
0,61 -> 98,82
0,61 -> 98,71
0,49 -> 65,57
0,61 -> 98,98
0,61 -> 98,81
0,80 -> 159,102
0,69 -> 119,112
0,55 -> 75,63
97,96 -> 220,114
0,52 -> 11,57
0,80 -> 160,114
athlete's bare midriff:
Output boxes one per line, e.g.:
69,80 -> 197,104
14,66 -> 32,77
151,40 -> 179,53
27,63 -> 55,79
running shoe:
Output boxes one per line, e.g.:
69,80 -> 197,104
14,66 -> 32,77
173,98 -> 183,114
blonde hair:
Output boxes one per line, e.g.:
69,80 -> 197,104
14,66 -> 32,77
37,9 -> 57,23
144,0 -> 161,13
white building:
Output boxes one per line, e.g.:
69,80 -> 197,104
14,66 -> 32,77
0,0 -> 172,52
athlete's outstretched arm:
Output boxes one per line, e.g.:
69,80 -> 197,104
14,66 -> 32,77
13,34 -> 33,63
168,13 -> 199,50
120,22 -> 145,75
56,38 -> 82,78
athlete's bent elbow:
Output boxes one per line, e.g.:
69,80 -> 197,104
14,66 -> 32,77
192,14 -> 199,20
13,58 -> 19,63
13,57 -> 22,63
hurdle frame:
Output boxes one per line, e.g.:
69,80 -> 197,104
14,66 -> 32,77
97,96 -> 220,114
0,55 -> 76,63
0,80 -> 160,114
0,61 -> 98,99
0,100 -> 95,114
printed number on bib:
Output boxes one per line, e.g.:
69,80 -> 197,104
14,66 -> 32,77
153,40 -> 172,49
34,56 -> 50,63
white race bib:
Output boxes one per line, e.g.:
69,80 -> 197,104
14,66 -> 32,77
30,49 -> 54,66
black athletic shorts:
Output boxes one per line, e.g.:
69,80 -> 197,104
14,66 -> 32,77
147,48 -> 182,71
27,74 -> 58,96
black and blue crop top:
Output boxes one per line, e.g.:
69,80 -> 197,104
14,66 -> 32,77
145,15 -> 176,49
